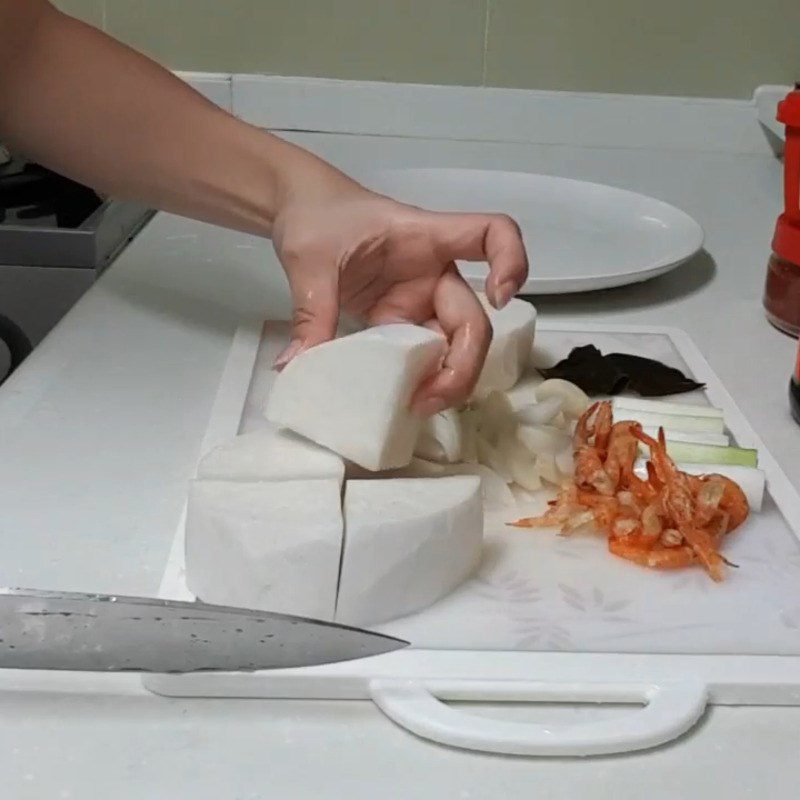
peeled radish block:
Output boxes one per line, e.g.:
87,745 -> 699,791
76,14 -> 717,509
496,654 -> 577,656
265,324 -> 446,471
185,479 -> 343,619
196,426 -> 344,485
336,476 -> 483,626
473,298 -> 537,398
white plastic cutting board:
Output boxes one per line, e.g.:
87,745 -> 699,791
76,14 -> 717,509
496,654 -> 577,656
360,169 -> 705,294
144,319 -> 800,757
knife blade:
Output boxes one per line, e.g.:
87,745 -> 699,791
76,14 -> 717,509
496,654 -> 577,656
0,589 -> 408,673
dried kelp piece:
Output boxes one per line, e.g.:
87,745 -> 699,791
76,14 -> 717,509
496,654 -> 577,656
538,345 -> 704,397
605,353 -> 705,397
538,345 -> 628,395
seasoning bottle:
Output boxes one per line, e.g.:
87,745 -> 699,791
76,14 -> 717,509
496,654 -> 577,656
763,85 -> 800,336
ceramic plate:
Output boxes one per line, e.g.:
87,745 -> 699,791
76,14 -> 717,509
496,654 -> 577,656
362,168 -> 704,295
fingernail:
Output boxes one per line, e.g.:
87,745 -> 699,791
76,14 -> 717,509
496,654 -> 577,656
494,280 -> 518,308
414,396 -> 449,417
273,339 -> 304,370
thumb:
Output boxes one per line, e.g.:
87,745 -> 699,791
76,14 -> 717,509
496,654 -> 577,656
274,268 -> 340,369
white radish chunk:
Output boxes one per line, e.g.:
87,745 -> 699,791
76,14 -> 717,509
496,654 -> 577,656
336,476 -> 483,626
414,408 -> 463,463
393,457 -> 449,478
517,423 -> 571,456
185,479 -> 343,619
265,324 -> 445,471
515,396 -> 564,426
535,379 -> 591,420
406,457 -> 448,476
345,457 -> 450,480
196,426 -> 344,485
472,297 -> 537,398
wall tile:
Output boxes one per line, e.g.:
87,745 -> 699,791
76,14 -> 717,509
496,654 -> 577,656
105,0 -> 487,86
485,0 -> 800,98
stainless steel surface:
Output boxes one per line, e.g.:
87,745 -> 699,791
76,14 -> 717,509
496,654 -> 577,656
0,589 -> 408,672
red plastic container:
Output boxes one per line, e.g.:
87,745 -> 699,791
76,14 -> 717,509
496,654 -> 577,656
764,85 -> 800,336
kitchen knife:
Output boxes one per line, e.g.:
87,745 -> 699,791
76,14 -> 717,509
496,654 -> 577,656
0,589 -> 408,672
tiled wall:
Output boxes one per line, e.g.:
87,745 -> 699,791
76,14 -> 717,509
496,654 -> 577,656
54,0 -> 800,99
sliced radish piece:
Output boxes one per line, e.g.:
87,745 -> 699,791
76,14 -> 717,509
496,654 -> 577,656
477,390 -> 516,443
537,453 -> 562,486
476,434 -> 513,482
517,423 -> 571,456
505,438 -> 542,492
555,446 -> 575,477
551,411 -> 568,430
460,407 -> 480,463
505,372 -> 543,411
444,463 -> 516,509
535,379 -> 590,419
402,457 -> 448,477
515,396 -> 564,426
414,432 -> 445,463
510,483 -> 542,505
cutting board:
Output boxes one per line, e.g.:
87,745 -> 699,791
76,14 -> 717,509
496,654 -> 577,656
143,319 -> 800,757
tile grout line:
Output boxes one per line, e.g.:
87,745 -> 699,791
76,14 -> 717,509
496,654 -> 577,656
481,0 -> 491,86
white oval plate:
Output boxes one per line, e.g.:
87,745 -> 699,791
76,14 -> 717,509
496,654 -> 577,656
362,168 -> 704,295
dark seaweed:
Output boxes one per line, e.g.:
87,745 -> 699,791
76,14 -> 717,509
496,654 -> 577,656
606,353 -> 705,396
538,345 -> 704,397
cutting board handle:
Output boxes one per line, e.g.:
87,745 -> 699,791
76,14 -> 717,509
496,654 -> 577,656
369,678 -> 707,757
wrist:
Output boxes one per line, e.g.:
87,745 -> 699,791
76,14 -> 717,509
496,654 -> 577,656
264,132 -> 365,219
237,125 -> 374,239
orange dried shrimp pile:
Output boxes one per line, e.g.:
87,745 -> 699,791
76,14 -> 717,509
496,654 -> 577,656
509,401 -> 749,581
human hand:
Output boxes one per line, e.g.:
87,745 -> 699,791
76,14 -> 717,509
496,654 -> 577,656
0,0 -> 526,403
271,176 -> 528,415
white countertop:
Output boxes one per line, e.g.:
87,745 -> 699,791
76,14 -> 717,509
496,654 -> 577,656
2,132 -> 799,798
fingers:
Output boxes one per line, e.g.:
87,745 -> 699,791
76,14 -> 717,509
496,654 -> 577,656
481,214 -> 529,308
274,268 -> 340,369
426,211 -> 529,309
412,265 -> 492,415
365,277 -> 437,327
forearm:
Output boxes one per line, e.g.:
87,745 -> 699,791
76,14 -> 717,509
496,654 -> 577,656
0,1 -> 350,237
